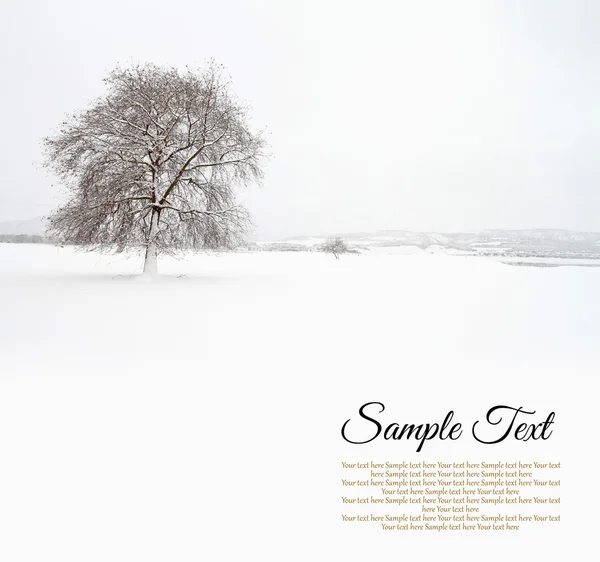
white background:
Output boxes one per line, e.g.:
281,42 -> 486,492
0,246 -> 596,560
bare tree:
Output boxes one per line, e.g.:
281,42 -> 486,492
322,237 -> 349,259
44,62 -> 266,275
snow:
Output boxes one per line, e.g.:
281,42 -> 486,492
0,244 -> 597,561
495,256 -> 600,267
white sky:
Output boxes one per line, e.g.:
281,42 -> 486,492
1,0 -> 599,239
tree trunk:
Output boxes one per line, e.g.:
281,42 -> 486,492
143,208 -> 160,275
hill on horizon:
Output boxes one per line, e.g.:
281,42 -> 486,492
0,216 -> 47,236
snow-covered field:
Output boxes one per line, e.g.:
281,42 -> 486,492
0,244 -> 597,561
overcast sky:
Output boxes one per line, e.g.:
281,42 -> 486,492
1,0 -> 599,239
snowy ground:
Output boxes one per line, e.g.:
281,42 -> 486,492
0,244 -> 597,561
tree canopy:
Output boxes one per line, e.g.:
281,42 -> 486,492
45,62 -> 267,274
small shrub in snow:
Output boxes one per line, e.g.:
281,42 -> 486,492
321,237 -> 349,259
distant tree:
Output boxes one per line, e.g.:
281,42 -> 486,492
0,234 -> 48,244
44,62 -> 267,275
322,237 -> 349,259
